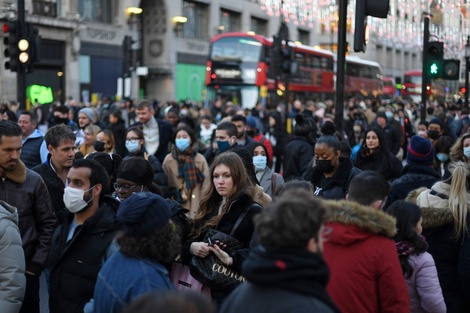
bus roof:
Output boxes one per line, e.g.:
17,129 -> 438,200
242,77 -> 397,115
210,32 -> 334,59
404,69 -> 422,76
344,56 -> 381,68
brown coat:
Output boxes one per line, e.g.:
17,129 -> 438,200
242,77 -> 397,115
162,152 -> 210,217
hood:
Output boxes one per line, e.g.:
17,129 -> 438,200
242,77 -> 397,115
0,200 -> 19,226
323,200 -> 396,244
412,182 -> 465,229
252,184 -> 272,208
24,129 -> 44,140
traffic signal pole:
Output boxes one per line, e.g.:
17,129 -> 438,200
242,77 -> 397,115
334,0 -> 348,132
420,15 -> 429,123
17,0 -> 26,110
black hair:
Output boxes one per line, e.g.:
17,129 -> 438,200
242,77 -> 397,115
172,126 -> 196,145
216,121 -> 238,138
277,180 -> 314,197
86,152 -> 123,195
54,105 -> 70,114
387,200 -> 428,277
71,158 -> 109,198
20,110 -> 38,125
348,170 -> 389,206
231,114 -> 247,124
245,141 -> 271,168
125,126 -> 144,140
118,157 -> 161,195
0,120 -> 22,142
316,121 -> 340,152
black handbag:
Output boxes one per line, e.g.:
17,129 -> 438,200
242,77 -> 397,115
189,205 -> 253,291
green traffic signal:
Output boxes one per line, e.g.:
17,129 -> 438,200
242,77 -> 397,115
430,62 -> 439,75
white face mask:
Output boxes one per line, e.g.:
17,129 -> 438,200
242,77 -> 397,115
63,186 -> 95,213
464,147 -> 470,159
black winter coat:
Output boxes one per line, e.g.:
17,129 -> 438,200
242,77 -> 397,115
48,197 -> 121,313
283,136 -> 314,181
354,148 -> 402,180
107,119 -> 126,157
310,157 -> 362,200
385,164 -> 440,209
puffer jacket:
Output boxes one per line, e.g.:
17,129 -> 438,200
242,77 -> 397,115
408,182 -> 470,313
0,201 -> 26,313
0,160 -> 56,275
322,200 -> 410,313
406,253 -> 446,313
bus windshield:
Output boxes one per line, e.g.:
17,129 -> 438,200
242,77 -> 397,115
206,85 -> 259,109
210,37 -> 263,63
404,75 -> 421,84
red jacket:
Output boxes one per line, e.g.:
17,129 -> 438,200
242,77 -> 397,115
323,200 -> 410,313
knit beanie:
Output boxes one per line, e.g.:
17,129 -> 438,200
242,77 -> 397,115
117,192 -> 171,237
246,115 -> 258,129
429,118 -> 445,130
407,135 -> 434,166
79,108 -> 96,122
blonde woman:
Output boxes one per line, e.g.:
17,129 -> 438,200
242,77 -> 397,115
79,124 -> 101,156
408,161 -> 470,313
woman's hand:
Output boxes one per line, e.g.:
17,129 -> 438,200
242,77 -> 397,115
208,241 -> 233,266
190,242 -> 211,258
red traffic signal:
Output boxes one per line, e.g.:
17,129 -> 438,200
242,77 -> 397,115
3,21 -> 20,72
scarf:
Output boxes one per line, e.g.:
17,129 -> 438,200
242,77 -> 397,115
171,146 -> 205,190
395,240 -> 417,256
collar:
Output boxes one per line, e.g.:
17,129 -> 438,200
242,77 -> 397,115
0,160 -> 27,183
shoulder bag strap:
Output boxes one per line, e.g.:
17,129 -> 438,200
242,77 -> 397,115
229,203 -> 258,236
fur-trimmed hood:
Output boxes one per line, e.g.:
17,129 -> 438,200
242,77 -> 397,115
252,184 -> 272,208
0,160 -> 26,183
407,182 -> 466,229
323,200 -> 396,243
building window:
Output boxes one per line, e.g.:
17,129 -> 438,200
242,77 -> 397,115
250,17 -> 267,36
220,9 -> 241,33
79,0 -> 112,23
298,29 -> 310,46
183,1 -> 209,39
32,0 -> 58,18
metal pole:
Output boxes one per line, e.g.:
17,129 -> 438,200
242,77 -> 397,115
17,0 -> 26,110
420,16 -> 429,123
465,37 -> 470,109
334,0 -> 348,133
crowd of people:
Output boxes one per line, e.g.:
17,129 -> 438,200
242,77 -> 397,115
1,95 -> 470,313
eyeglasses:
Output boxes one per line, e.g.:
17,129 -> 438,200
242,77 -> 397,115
113,183 -> 137,193
126,138 -> 141,144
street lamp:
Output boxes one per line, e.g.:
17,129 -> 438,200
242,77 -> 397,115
465,36 -> 470,109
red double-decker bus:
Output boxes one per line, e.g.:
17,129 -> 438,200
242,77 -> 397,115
205,32 -> 335,109
205,32 -> 384,108
401,69 -> 447,103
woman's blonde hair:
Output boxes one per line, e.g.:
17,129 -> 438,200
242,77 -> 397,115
447,161 -> 470,238
190,152 -> 254,238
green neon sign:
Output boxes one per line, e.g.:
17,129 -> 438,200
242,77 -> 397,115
27,85 -> 54,104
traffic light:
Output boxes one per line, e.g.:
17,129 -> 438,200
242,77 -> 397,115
122,35 -> 134,76
280,45 -> 298,75
426,41 -> 444,79
354,0 -> 390,52
3,20 -> 20,72
442,59 -> 460,80
267,35 -> 281,79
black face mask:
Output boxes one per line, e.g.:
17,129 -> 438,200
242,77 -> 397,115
54,116 -> 69,125
316,159 -> 335,173
93,141 -> 106,152
427,130 -> 440,140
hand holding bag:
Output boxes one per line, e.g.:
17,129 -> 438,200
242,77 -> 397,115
189,205 -> 254,291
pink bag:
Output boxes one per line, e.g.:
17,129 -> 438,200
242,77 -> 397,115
170,261 -> 212,298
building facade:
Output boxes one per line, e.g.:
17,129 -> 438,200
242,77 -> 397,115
0,0 -> 467,107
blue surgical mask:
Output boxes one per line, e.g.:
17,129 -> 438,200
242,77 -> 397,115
175,138 -> 191,152
217,140 -> 231,152
436,153 -> 449,162
125,140 -> 140,153
464,147 -> 470,158
253,155 -> 267,171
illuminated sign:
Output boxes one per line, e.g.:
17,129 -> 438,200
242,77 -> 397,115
27,84 -> 54,104
214,68 -> 241,79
